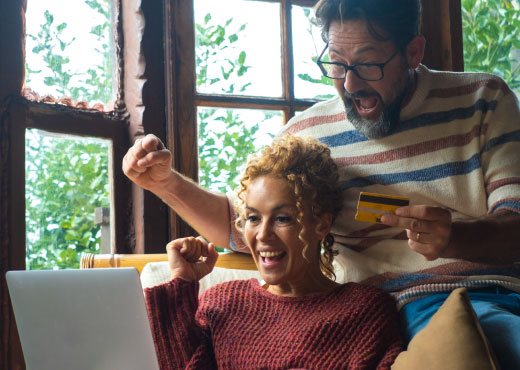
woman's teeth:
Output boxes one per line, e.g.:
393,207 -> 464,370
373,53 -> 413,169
259,251 -> 283,258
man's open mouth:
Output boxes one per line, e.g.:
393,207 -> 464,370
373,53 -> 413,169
352,95 -> 380,117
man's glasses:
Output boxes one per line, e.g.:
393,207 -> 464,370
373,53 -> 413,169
316,44 -> 399,82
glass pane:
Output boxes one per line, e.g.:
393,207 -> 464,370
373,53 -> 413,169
194,0 -> 282,97
461,0 -> 520,99
198,108 -> 283,193
292,5 -> 336,100
25,129 -> 111,270
25,0 -> 117,109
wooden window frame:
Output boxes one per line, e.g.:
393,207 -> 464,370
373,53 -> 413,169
9,98 -> 132,254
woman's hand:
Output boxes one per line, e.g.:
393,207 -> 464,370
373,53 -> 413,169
166,236 -> 219,282
380,205 -> 452,260
122,134 -> 174,192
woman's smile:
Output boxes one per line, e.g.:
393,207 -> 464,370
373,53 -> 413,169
258,250 -> 287,268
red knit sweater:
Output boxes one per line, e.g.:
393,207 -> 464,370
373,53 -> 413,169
145,278 -> 403,370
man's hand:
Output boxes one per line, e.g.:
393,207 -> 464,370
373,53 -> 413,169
167,237 -> 219,282
380,205 -> 452,260
122,134 -> 173,191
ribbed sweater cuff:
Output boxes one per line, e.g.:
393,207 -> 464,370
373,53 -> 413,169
146,277 -> 198,305
145,279 -> 201,369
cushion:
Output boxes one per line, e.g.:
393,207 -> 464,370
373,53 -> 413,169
140,261 -> 262,294
391,287 -> 499,370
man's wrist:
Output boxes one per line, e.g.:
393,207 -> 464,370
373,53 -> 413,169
443,217 -> 504,262
443,219 -> 479,259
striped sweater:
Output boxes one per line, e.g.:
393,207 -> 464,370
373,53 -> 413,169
145,278 -> 403,370
229,64 -> 520,307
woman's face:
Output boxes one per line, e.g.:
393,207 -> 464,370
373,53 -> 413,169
243,175 -> 331,293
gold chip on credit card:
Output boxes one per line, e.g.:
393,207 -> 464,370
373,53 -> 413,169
355,192 -> 410,223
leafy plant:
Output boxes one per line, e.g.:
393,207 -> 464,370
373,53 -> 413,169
462,0 -> 520,94
82,0 -> 114,104
26,10 -> 80,98
195,14 -> 251,94
196,14 -> 269,194
198,109 -> 261,193
26,0 -> 114,104
296,7 -> 335,101
25,130 -> 109,269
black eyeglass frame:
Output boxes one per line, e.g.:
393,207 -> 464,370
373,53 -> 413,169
316,44 -> 400,82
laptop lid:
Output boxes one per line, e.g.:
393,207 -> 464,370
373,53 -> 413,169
6,268 -> 160,370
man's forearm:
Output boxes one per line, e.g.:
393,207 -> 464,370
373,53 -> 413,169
152,171 -> 232,248
443,212 -> 520,264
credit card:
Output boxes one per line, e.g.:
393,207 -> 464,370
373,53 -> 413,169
355,192 -> 410,223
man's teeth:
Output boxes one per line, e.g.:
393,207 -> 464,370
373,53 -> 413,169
259,251 -> 283,258
357,96 -> 378,109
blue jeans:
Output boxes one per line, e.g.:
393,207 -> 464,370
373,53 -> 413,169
400,287 -> 520,370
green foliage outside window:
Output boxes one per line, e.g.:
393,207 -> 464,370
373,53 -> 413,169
296,7 -> 335,100
26,1 -> 114,104
26,131 -> 109,269
195,13 -> 264,194
462,0 -> 520,96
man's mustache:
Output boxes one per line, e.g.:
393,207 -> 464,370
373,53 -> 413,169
343,90 -> 379,100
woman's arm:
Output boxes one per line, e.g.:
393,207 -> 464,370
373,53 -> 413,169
144,237 -> 219,369
123,134 -> 232,248
145,279 -> 217,369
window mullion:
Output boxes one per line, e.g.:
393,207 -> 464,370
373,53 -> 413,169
281,0 -> 296,120
164,0 -> 198,240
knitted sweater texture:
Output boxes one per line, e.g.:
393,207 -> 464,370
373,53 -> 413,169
228,65 -> 520,307
145,278 -> 403,370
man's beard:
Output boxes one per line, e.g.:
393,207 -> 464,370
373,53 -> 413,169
343,87 -> 408,139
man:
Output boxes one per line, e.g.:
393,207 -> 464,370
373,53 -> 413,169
123,0 -> 520,367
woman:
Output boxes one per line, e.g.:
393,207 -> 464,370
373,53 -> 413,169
145,135 -> 403,369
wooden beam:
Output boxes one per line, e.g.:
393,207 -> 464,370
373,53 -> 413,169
421,0 -> 463,71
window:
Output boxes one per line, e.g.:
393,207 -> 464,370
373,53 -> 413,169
193,0 -> 331,194
1,0 -> 135,366
23,0 -> 121,270
461,0 -> 520,98
25,129 -> 111,269
165,0 -> 332,236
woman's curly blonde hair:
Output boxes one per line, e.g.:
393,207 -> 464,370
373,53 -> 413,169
235,135 -> 343,279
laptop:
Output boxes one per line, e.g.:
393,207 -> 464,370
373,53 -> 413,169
6,268 -> 160,370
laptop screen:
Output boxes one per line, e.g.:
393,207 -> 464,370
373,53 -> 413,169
6,268 -> 160,370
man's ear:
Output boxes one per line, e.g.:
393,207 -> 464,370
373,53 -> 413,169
406,35 -> 425,69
